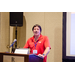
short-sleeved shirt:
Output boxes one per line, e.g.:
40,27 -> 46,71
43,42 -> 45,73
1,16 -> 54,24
23,34 -> 51,62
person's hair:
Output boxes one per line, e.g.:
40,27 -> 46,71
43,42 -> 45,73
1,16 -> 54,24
32,24 -> 42,32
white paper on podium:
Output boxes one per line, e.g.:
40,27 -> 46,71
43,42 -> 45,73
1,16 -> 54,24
14,48 -> 29,54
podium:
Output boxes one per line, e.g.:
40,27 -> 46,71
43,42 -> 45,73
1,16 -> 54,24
0,52 -> 43,62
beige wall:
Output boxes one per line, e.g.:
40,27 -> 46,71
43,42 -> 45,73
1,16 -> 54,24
0,12 -> 10,52
0,12 -> 62,62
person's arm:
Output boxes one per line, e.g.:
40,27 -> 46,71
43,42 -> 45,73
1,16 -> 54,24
38,36 -> 51,58
38,47 -> 50,58
23,39 -> 29,48
43,47 -> 50,56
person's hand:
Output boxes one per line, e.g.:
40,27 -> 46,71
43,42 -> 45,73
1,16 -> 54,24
38,54 -> 45,58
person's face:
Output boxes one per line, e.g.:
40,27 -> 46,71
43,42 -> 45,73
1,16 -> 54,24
33,26 -> 41,36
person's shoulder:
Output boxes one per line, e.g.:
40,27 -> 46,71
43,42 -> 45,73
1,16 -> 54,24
42,35 -> 48,38
41,35 -> 49,40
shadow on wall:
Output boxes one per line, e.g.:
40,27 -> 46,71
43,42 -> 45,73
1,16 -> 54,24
13,15 -> 26,48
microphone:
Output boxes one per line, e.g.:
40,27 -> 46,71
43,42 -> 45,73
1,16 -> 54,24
9,39 -> 17,48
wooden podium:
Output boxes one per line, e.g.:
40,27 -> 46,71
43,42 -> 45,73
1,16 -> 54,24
0,52 -> 43,62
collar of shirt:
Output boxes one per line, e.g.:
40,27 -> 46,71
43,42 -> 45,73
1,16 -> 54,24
32,34 -> 43,42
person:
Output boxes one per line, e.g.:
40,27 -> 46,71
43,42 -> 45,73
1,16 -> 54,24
23,24 -> 51,62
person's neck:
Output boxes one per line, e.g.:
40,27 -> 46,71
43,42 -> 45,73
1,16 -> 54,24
34,35 -> 40,42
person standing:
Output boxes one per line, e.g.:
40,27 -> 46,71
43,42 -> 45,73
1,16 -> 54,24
23,24 -> 51,62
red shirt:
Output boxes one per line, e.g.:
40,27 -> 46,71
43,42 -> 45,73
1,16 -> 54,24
23,34 -> 51,62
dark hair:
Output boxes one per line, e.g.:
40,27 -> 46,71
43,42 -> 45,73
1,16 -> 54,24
32,24 -> 42,32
